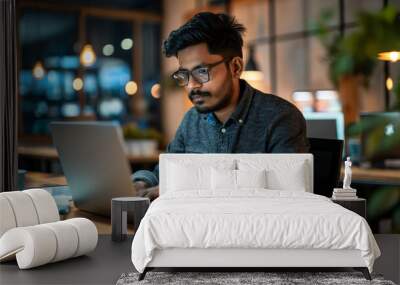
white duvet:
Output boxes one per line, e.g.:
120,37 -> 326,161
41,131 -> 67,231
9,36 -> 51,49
131,190 -> 380,273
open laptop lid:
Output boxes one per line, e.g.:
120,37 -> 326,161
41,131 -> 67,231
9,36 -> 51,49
50,121 -> 134,216
360,112 -> 400,165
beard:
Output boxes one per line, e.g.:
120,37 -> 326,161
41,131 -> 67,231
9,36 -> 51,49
189,78 -> 233,114
192,92 -> 232,114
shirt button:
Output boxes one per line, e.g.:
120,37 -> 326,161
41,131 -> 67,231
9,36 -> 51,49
221,128 -> 226,134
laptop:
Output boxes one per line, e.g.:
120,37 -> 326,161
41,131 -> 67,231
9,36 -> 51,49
360,112 -> 400,168
303,112 -> 345,140
50,121 -> 136,216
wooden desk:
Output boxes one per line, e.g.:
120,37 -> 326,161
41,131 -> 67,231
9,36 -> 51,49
61,203 -> 135,235
25,171 -> 134,235
25,171 -> 67,187
18,145 -> 160,163
340,166 -> 400,186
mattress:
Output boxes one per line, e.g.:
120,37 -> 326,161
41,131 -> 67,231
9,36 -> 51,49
131,190 -> 380,273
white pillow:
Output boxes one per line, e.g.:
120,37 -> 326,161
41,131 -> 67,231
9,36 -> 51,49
167,162 -> 209,191
238,159 -> 308,192
237,169 -> 267,189
166,159 -> 235,192
211,168 -> 236,190
211,168 -> 267,190
265,161 -> 307,191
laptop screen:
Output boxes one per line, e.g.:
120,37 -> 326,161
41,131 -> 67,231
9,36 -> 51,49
360,112 -> 400,162
303,112 -> 345,140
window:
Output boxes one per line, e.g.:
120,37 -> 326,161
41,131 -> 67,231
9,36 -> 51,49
19,9 -> 79,136
18,4 -> 162,140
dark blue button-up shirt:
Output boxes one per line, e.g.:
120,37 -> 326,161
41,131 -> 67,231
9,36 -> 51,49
132,80 -> 309,186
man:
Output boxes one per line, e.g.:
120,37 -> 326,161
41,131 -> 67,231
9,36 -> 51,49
132,12 -> 309,200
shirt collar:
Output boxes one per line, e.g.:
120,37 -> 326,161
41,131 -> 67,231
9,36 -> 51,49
206,112 -> 218,126
202,79 -> 255,126
230,79 -> 254,124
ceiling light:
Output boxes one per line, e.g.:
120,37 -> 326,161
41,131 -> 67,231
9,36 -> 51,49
72,78 -> 84,91
386,77 -> 393,91
121,38 -> 133,50
378,51 -> 400,62
241,45 -> 264,82
80,44 -> 96,67
125,81 -> 138,95
32,61 -> 46,80
102,44 -> 114,56
151,83 -> 161,99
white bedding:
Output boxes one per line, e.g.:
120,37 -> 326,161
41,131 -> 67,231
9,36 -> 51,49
131,190 -> 380,273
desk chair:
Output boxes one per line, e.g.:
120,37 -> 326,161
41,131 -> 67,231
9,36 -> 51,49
308,137 -> 344,197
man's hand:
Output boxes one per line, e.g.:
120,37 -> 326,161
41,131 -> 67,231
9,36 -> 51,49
133,181 -> 159,201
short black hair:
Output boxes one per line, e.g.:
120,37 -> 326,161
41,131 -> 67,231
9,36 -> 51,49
163,12 -> 245,59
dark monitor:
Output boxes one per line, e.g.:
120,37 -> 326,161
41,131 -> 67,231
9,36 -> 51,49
360,112 -> 400,166
308,138 -> 344,197
303,112 -> 345,140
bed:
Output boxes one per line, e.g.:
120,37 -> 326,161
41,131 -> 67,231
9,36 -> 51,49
131,154 -> 380,280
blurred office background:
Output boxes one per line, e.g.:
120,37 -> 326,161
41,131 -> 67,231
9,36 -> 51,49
15,0 -> 400,233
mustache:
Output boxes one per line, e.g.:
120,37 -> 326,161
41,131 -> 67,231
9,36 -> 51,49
189,90 -> 211,101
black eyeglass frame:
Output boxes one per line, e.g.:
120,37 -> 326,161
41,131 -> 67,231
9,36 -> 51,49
171,57 -> 231,87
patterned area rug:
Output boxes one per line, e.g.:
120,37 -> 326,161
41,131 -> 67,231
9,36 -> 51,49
116,271 -> 395,285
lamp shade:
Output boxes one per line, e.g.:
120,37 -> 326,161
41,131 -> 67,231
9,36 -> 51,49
376,11 -> 400,62
378,51 -> 400,62
244,45 -> 259,71
241,45 -> 265,83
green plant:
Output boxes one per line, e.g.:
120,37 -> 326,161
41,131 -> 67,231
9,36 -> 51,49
311,5 -> 400,87
313,6 -> 400,234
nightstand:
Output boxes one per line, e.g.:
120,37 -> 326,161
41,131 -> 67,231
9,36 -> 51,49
331,198 -> 366,219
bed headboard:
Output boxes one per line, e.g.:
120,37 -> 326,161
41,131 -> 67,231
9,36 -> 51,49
159,153 -> 313,195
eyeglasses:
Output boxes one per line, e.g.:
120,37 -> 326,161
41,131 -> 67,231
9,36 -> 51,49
171,58 -> 230,87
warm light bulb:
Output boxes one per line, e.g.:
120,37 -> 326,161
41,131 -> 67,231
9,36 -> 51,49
389,52 -> 399,62
80,44 -> 96,67
73,78 -> 84,91
378,51 -> 400,62
386,77 -> 393,91
125,81 -> 138,95
151,83 -> 161,99
32,61 -> 45,80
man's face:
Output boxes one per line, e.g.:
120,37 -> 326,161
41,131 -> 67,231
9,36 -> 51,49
176,43 -> 234,113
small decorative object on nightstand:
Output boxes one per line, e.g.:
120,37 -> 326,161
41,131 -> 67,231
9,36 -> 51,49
331,198 -> 367,219
331,157 -> 365,218
332,157 -> 358,200
111,197 -> 150,242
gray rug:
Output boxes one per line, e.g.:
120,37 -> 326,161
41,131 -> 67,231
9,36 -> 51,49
116,271 -> 395,285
